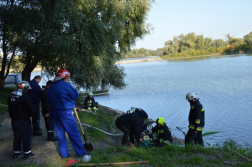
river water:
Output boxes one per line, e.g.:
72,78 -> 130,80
32,54 -> 252,146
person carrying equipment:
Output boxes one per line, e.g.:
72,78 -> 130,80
150,117 -> 173,147
8,81 -> 38,159
127,107 -> 148,143
42,80 -> 58,141
47,69 -> 87,158
185,92 -> 205,146
26,75 -> 43,136
84,92 -> 98,111
115,110 -> 148,145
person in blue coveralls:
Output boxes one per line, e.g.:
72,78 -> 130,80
27,75 -> 43,136
47,69 -> 86,158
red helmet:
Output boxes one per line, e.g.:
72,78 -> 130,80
56,69 -> 70,79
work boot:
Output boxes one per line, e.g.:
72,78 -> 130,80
33,129 -> 43,136
13,153 -> 23,159
24,152 -> 36,159
47,132 -> 58,141
37,125 -> 43,132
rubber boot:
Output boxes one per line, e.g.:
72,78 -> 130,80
47,132 -> 58,141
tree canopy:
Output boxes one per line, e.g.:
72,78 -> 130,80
0,0 -> 155,90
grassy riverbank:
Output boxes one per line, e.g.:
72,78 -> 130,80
76,111 -> 252,167
1,88 -> 252,166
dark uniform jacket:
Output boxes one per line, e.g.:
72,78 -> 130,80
84,96 -> 96,108
152,123 -> 173,144
127,108 -> 147,131
116,112 -> 143,141
8,92 -> 37,120
27,79 -> 42,105
42,88 -> 50,116
188,100 -> 205,131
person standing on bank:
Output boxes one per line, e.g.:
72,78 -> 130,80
8,81 -> 38,159
47,69 -> 86,158
41,80 -> 58,141
84,92 -> 98,111
115,110 -> 148,145
27,75 -> 43,136
185,92 -> 205,146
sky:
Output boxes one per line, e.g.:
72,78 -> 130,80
134,0 -> 252,50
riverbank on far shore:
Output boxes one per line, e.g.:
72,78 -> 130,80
11,52 -> 251,73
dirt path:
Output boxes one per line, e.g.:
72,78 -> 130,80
0,114 -> 118,166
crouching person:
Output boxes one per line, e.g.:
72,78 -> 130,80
84,92 -> 98,111
127,107 -> 148,143
151,117 -> 173,147
8,81 -> 38,159
115,110 -> 148,146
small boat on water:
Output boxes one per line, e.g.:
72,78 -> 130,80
79,89 -> 109,97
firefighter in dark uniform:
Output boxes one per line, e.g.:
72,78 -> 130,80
115,110 -> 148,145
26,75 -> 43,136
185,92 -> 205,146
84,92 -> 98,111
127,107 -> 148,143
8,81 -> 37,159
42,80 -> 58,141
151,117 -> 173,147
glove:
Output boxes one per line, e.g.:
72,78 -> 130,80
88,108 -> 91,110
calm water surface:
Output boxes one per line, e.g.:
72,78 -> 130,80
32,54 -> 252,145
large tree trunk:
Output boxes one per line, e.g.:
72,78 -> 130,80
0,74 -> 5,91
21,53 -> 40,82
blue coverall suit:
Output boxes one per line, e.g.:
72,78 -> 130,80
47,80 -> 86,158
27,79 -> 42,130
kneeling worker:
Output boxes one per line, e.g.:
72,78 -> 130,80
8,81 -> 38,159
151,117 -> 173,147
185,92 -> 205,146
115,110 -> 148,145
84,92 -> 98,111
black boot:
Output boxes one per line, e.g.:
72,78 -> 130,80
33,129 -> 43,136
24,152 -> 36,159
13,153 -> 23,159
47,132 -> 58,141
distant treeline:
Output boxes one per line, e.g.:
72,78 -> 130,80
123,31 -> 252,59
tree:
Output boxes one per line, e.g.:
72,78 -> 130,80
2,0 -> 155,90
0,0 -> 36,89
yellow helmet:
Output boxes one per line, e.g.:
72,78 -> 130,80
156,117 -> 165,126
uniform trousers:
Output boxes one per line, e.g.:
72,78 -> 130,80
185,129 -> 204,146
51,109 -> 86,158
11,119 -> 32,154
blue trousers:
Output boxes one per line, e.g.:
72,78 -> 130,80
32,104 -> 40,130
51,109 -> 86,158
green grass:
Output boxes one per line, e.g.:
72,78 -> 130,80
77,110 -> 119,139
0,87 -> 14,114
76,139 -> 252,167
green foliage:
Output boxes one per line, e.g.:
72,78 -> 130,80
1,0 -> 155,90
124,31 -> 252,59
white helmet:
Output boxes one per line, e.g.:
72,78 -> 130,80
88,92 -> 93,96
186,92 -> 197,100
